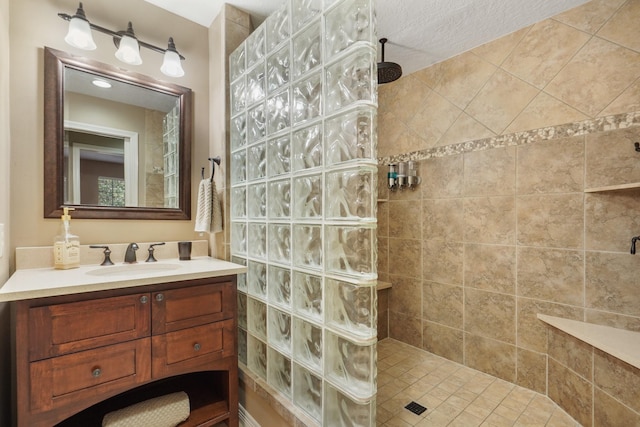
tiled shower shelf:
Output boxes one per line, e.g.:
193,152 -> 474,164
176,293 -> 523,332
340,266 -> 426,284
377,280 -> 391,290
538,314 -> 640,369
584,182 -> 640,193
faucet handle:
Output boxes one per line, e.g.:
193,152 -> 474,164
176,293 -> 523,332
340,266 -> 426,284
146,242 -> 166,262
89,245 -> 114,266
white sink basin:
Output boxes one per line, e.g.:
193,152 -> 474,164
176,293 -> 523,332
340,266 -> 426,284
86,263 -> 182,277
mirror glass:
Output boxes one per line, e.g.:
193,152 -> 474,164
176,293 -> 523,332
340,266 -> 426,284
44,47 -> 192,219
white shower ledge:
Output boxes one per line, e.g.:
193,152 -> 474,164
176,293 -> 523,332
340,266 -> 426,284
537,314 -> 640,369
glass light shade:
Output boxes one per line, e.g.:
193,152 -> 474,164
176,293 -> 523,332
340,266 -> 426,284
161,50 -> 185,77
64,17 -> 96,50
115,35 -> 142,65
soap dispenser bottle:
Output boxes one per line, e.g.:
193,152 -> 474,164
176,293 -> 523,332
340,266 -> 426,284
53,207 -> 80,269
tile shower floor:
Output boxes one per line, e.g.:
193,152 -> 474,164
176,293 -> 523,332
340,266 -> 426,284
377,339 -> 579,427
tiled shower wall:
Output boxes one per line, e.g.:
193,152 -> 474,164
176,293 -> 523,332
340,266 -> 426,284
377,0 -> 640,424
229,0 -> 378,425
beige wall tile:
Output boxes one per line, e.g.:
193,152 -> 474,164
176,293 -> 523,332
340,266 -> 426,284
502,19 -> 590,89
506,92 -> 589,134
378,288 -> 389,311
464,196 -> 516,245
548,358 -> 593,427
377,200 -> 389,237
517,247 -> 584,305
423,321 -> 464,363
389,311 -> 423,348
465,334 -> 516,383
463,146 -> 516,197
437,112 -> 496,147
594,349 -> 640,413
388,238 -> 422,278
545,37 -> 640,117
586,251 -> 640,317
516,136 -> 584,194
465,69 -> 539,134
516,193 -> 584,249
377,112 -> 425,158
548,327 -> 593,381
385,74 -> 433,124
601,78 -> 640,116
377,236 -> 389,276
597,0 -> 640,52
465,288 -> 516,344
412,62 -> 444,88
433,51 -> 497,110
378,166 -> 390,202
553,0 -> 626,34
472,26 -> 531,66
585,190 -> 640,252
423,239 -> 463,285
516,348 -> 547,394
389,275 -> 422,318
378,309 -> 389,340
585,309 -> 640,332
517,298 -> 583,352
464,244 -> 516,294
423,281 -> 463,328
389,200 -> 422,239
422,155 -> 464,199
408,91 -> 462,148
423,198 -> 464,241
594,387 -> 640,426
585,127 -> 640,189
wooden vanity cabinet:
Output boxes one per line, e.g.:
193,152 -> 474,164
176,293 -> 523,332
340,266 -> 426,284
13,276 -> 238,427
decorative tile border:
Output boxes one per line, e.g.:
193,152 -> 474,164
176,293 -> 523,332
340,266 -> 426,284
378,111 -> 640,165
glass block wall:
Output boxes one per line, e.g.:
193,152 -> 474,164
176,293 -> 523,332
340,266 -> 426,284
229,0 -> 378,424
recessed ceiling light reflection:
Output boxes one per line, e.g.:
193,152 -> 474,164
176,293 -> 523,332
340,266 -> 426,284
92,79 -> 112,88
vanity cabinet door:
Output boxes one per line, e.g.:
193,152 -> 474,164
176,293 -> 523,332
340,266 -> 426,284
151,282 -> 235,334
28,293 -> 151,361
151,319 -> 235,378
29,338 -> 151,416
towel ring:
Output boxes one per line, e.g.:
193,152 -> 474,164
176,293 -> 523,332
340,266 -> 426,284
201,156 -> 221,182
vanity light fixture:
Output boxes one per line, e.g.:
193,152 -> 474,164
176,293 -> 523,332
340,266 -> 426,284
58,2 -> 186,78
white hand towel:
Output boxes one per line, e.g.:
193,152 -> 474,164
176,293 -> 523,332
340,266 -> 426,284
211,180 -> 223,233
194,179 -> 212,233
102,391 -> 190,427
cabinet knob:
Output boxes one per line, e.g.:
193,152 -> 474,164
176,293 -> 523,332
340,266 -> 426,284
155,293 -> 164,302
92,368 -> 102,378
140,295 -> 148,304
194,343 -> 201,352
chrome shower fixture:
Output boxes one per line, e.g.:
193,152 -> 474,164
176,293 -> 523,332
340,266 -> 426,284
388,161 -> 420,191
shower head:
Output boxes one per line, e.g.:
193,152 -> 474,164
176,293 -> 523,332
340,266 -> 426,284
378,38 -> 402,84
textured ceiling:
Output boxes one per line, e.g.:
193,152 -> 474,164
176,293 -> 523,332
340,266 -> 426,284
145,0 -> 590,75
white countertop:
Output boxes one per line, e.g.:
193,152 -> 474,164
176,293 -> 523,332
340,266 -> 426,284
0,257 -> 247,302
538,314 -> 640,369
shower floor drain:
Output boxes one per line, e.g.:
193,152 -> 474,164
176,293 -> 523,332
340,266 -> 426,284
404,401 -> 427,415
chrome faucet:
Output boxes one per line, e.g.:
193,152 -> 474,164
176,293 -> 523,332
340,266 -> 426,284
124,243 -> 139,263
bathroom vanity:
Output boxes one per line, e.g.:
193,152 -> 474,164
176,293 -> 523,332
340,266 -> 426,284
1,254 -> 246,427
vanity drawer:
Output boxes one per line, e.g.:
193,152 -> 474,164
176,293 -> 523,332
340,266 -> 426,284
29,293 -> 151,361
152,282 -> 235,334
152,319 -> 235,378
29,338 -> 151,414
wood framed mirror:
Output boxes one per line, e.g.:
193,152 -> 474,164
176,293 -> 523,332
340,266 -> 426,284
44,47 -> 192,220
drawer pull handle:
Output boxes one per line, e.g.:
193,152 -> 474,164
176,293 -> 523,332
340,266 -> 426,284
194,343 -> 201,352
92,368 -> 102,378
140,295 -> 148,304
155,294 -> 164,302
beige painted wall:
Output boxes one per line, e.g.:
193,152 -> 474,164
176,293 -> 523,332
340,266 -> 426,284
9,0 -> 210,266
0,0 -> 10,424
